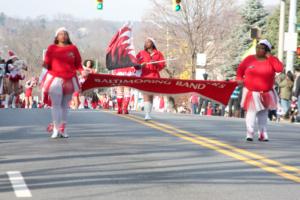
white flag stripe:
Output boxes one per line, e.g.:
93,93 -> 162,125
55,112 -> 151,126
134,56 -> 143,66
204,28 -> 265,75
119,31 -> 130,39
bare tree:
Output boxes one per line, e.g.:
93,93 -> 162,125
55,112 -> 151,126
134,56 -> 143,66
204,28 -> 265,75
143,0 -> 240,79
0,14 -> 141,97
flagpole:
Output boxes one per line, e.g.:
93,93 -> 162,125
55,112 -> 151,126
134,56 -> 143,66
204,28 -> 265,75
145,58 -> 177,65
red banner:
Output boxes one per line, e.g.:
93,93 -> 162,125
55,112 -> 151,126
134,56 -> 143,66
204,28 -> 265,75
82,74 -> 238,105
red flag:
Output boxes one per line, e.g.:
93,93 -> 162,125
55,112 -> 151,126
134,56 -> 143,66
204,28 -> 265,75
106,23 -> 140,70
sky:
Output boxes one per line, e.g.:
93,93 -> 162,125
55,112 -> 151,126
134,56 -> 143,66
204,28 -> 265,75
0,0 -> 279,21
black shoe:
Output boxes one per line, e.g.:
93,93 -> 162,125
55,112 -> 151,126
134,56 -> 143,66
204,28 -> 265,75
246,137 -> 253,142
258,138 -> 269,142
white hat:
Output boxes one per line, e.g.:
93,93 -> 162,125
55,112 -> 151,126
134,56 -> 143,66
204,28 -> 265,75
55,27 -> 68,37
258,39 -> 272,50
146,37 -> 157,48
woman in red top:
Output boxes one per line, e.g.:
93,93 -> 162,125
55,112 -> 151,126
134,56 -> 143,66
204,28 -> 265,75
136,38 -> 165,120
236,39 -> 283,142
24,77 -> 37,109
42,27 -> 87,139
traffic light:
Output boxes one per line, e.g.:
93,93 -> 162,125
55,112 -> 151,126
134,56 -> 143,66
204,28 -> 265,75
96,0 -> 103,10
297,47 -> 300,59
172,0 -> 181,12
250,27 -> 261,39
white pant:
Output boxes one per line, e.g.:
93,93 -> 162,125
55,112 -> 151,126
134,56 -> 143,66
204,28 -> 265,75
245,109 -> 268,138
49,78 -> 72,129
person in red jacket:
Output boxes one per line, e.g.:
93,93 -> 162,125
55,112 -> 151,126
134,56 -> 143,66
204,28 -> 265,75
136,37 -> 165,120
236,39 -> 283,142
24,77 -> 37,109
41,27 -> 88,139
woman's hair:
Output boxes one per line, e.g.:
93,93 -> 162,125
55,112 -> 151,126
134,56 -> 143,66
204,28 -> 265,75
260,44 -> 271,52
144,40 -> 157,50
286,71 -> 294,82
54,31 -> 72,45
83,59 -> 95,68
5,59 -> 14,73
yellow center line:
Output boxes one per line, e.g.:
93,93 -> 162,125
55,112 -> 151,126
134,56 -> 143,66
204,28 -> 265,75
141,117 -> 300,175
110,112 -> 300,183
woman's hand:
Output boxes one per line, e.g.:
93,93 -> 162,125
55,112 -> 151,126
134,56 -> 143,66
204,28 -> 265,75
237,80 -> 244,86
81,69 -> 89,78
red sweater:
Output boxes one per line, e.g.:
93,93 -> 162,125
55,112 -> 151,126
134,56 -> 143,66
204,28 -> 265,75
136,49 -> 165,78
44,44 -> 83,79
236,55 -> 283,92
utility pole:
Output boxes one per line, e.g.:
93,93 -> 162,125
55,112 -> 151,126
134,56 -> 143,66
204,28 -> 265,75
286,0 -> 298,72
166,27 -> 170,69
278,0 -> 285,62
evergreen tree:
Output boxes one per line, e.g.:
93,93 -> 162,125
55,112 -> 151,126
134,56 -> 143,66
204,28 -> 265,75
264,9 -> 280,54
238,0 -> 268,57
223,0 -> 268,78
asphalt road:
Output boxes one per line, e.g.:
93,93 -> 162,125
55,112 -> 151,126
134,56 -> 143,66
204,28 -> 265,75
0,109 -> 299,200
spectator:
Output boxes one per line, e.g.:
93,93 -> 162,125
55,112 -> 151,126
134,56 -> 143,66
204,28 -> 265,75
167,96 -> 177,113
0,58 -> 5,95
24,77 -> 37,109
198,73 -> 209,114
278,71 -> 294,118
228,86 -> 241,117
206,102 -> 213,116
292,65 -> 300,122
214,104 -> 223,116
190,93 -> 199,114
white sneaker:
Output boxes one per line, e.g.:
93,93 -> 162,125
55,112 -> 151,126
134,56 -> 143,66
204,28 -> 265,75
144,113 -> 152,121
78,105 -> 84,109
51,129 -> 59,139
246,132 -> 254,141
